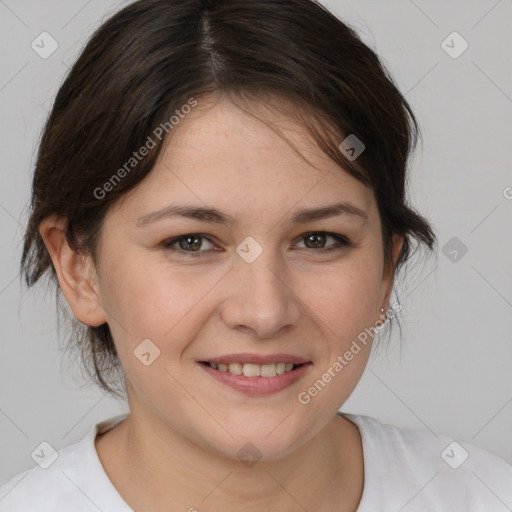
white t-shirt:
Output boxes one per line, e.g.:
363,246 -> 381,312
1,412 -> 511,511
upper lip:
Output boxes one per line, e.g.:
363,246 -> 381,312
200,353 -> 311,365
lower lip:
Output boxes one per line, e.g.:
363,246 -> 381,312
198,363 -> 312,395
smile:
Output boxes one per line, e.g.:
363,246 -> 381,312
205,361 -> 298,377
198,357 -> 312,395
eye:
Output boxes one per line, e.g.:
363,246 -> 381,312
162,231 -> 352,258
295,232 -> 352,253
162,234 -> 216,256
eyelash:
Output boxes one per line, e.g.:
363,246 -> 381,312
161,232 -> 353,258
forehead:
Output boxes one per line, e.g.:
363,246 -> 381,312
164,96 -> 347,178
113,97 -> 376,224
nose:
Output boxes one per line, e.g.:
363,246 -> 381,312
220,247 -> 302,339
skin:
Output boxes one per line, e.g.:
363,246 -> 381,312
40,96 -> 403,511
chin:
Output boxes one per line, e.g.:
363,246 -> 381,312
202,414 -> 308,463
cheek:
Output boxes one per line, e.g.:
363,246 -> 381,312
293,257 -> 382,418
97,251 -> 227,359
300,252 -> 384,341
96,260 -> 208,403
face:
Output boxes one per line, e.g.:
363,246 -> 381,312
89,97 -> 397,459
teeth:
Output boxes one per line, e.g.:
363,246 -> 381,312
228,363 -> 243,375
243,364 -> 260,377
260,363 -> 276,377
209,362 -> 299,377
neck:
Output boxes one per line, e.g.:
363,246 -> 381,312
96,407 -> 364,512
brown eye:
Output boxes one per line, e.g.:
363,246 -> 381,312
296,232 -> 351,252
304,233 -> 327,249
178,235 -> 203,251
163,234 -> 216,255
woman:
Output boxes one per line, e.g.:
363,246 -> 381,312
1,0 -> 511,510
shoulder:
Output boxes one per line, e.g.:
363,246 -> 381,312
342,413 -> 512,511
0,414 -> 130,512
0,439 -> 94,511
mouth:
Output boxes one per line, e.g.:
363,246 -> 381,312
199,361 -> 306,377
197,355 -> 312,395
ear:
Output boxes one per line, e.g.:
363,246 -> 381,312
39,216 -> 107,327
378,233 -> 404,318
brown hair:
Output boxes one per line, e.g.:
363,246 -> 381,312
21,0 -> 437,397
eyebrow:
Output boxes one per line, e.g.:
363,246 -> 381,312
136,201 -> 368,227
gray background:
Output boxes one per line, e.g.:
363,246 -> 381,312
0,0 -> 511,485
